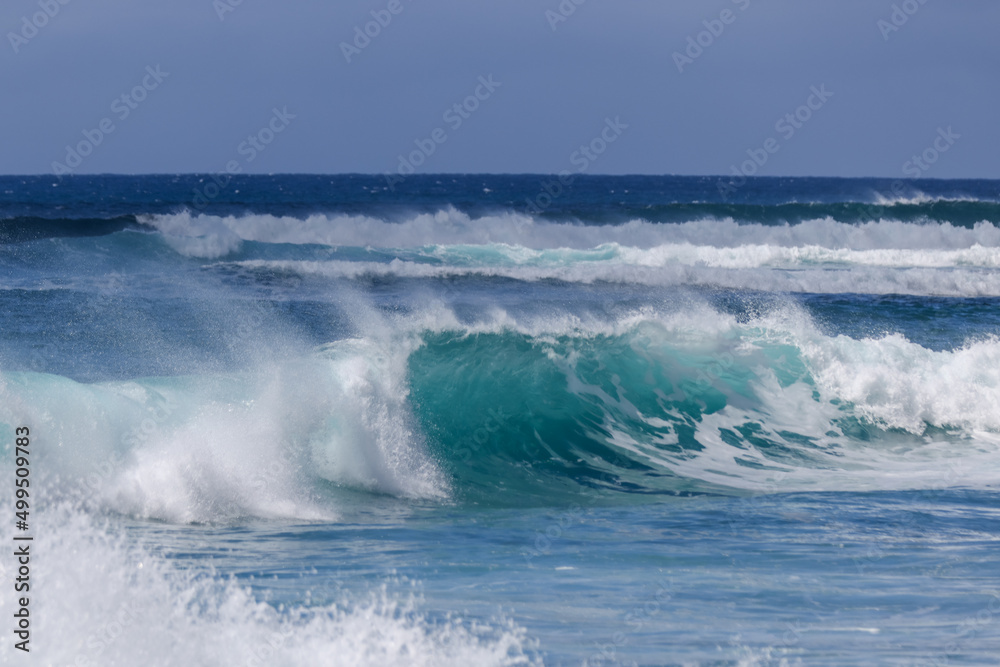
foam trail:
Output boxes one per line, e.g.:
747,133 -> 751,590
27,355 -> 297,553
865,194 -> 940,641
137,209 -> 1000,296
0,503 -> 539,666
141,211 -> 1000,256
216,258 -> 1000,297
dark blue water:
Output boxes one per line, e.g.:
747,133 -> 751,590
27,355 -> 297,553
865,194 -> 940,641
1,175 -> 999,665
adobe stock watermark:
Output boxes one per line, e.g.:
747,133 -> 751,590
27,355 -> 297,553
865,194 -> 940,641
524,116 -> 628,215
877,0 -> 931,41
245,627 -> 296,667
851,512 -> 919,575
455,406 -> 510,464
7,0 -> 72,54
852,125 -> 960,225
383,75 -> 502,191
190,107 -> 296,209
717,84 -> 833,198
922,592 -> 1000,666
213,0 -> 245,21
721,595 -> 829,666
74,393 -> 177,503
520,504 -> 586,567
902,126 -> 959,178
72,601 -> 144,667
51,65 -> 170,176
545,0 -> 587,31
585,580 -> 674,667
340,0 -> 413,64
672,0 -> 751,74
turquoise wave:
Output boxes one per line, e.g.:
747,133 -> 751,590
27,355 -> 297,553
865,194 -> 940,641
411,329 -> 846,505
3,319 -> 999,520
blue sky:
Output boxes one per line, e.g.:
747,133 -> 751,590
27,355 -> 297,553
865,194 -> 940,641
2,0 -> 997,177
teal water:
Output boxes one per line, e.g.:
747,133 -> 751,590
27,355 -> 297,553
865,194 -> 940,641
1,175 -> 999,665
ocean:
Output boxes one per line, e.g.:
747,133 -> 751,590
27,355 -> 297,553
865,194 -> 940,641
1,174 -> 999,665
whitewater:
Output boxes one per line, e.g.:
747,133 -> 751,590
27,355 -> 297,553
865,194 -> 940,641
1,174 -> 999,665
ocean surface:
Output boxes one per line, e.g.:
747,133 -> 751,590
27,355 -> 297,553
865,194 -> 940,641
1,174 -> 1000,665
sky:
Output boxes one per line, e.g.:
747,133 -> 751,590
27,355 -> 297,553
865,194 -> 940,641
1,0 -> 997,178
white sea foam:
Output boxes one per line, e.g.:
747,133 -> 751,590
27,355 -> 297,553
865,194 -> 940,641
401,302 -> 1000,492
137,209 -> 1000,295
595,305 -> 1000,493
0,338 -> 447,524
215,257 -> 1000,297
2,303 -> 999,512
799,331 -> 1000,434
869,191 -> 993,206
0,504 -> 538,666
141,210 -> 1000,255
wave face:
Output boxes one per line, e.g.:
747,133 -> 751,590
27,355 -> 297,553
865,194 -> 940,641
3,174 -> 1000,665
2,174 -> 1000,519
3,306 -> 999,518
409,311 -> 1000,503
